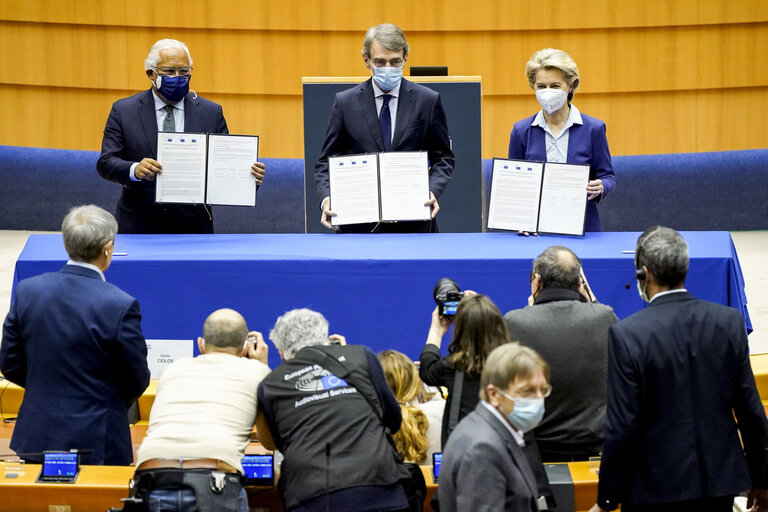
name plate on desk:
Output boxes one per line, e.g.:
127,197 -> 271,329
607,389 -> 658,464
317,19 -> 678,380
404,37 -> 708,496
146,339 -> 194,378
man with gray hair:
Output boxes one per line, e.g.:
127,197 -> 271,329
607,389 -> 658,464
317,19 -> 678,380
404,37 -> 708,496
256,308 -> 418,511
591,227 -> 768,512
315,23 -> 454,233
504,245 -> 618,462
98,38 -> 265,234
439,342 -> 550,511
1,205 -> 150,465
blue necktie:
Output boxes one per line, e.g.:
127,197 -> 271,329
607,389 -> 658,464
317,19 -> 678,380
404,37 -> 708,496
379,94 -> 392,152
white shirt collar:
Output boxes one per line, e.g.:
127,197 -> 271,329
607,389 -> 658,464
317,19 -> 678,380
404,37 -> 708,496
152,89 -> 185,112
649,288 -> 688,303
531,103 -> 583,132
66,260 -> 105,281
481,401 -> 525,446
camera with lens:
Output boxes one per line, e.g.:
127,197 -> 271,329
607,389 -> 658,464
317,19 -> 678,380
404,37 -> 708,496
433,278 -> 464,318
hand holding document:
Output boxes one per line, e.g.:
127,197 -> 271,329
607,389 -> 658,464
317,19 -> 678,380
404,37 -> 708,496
156,132 -> 259,206
329,151 -> 430,227
487,158 -> 590,236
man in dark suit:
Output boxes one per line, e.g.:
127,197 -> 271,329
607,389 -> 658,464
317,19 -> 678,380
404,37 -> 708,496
591,227 -> 768,512
439,343 -> 549,512
314,23 -> 454,233
504,245 -> 618,462
1,205 -> 151,465
97,38 -> 265,234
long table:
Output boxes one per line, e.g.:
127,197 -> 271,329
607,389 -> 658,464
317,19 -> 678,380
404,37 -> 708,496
0,461 -> 599,512
12,232 -> 750,369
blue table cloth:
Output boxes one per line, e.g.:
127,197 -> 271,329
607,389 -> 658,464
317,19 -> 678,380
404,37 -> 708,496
12,232 -> 751,369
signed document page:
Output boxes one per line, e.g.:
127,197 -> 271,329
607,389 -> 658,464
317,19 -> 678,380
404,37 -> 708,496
206,134 -> 259,206
537,162 -> 589,236
378,151 -> 430,222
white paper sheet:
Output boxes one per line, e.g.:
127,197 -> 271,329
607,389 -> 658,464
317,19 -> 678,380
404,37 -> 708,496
329,153 -> 380,226
487,159 -> 544,232
206,134 -> 259,206
145,339 -> 194,379
156,132 -> 207,204
537,162 -> 590,235
378,151 -> 430,222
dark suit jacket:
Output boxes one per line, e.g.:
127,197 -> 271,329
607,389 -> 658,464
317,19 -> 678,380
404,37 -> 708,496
597,291 -> 768,509
504,288 -> 618,460
1,265 -> 151,465
507,111 -> 616,232
97,88 -> 228,234
314,78 -> 454,211
438,403 -> 539,512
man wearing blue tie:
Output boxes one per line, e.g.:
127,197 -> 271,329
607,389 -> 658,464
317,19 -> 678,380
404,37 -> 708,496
314,23 -> 455,233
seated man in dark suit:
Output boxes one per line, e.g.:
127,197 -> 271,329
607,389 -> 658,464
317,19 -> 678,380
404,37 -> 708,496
97,38 -> 266,234
591,227 -> 768,512
504,246 -> 618,462
314,23 -> 454,233
1,205 -> 150,465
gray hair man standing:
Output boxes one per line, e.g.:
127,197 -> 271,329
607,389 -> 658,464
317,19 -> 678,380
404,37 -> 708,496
438,343 -> 550,511
1,205 -> 150,465
97,38 -> 265,234
591,227 -> 768,512
314,23 -> 454,233
504,245 -> 618,461
256,308 -> 420,511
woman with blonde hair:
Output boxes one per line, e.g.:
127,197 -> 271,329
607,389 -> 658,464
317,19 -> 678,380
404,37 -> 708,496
508,48 -> 616,232
378,350 -> 444,464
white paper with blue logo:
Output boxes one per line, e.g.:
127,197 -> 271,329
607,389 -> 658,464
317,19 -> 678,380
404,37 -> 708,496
206,134 -> 259,206
329,153 -> 380,226
156,132 -> 207,204
145,339 -> 194,379
378,151 -> 430,222
487,158 -> 544,232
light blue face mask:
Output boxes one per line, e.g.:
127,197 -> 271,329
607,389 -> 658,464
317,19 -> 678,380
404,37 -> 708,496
372,65 -> 403,91
498,389 -> 545,432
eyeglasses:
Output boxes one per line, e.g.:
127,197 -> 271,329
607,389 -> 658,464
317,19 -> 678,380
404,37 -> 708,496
369,58 -> 404,68
152,66 -> 193,76
498,384 -> 552,400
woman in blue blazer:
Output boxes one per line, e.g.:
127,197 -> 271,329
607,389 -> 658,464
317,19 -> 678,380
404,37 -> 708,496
508,48 -> 616,232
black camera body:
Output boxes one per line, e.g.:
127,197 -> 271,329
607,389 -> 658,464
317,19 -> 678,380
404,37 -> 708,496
433,278 -> 464,317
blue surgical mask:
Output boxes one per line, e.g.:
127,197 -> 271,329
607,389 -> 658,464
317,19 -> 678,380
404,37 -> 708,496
372,65 -> 403,91
498,390 -> 545,432
154,74 -> 191,103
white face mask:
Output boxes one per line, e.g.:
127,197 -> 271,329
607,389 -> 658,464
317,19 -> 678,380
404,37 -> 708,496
636,280 -> 650,303
535,88 -> 567,114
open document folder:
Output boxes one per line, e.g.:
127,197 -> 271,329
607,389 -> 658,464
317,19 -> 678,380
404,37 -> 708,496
156,132 -> 259,207
329,151 -> 431,226
487,158 -> 589,236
